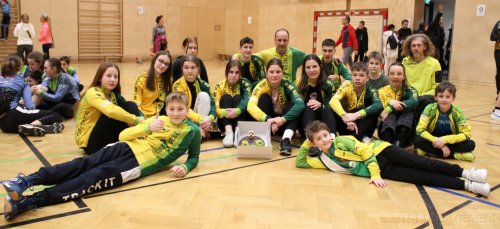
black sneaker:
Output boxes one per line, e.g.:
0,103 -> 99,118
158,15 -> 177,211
279,138 -> 292,156
38,122 -> 64,134
18,124 -> 46,136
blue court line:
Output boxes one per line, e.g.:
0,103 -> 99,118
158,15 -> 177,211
200,146 -> 226,153
429,186 -> 500,208
486,143 -> 500,148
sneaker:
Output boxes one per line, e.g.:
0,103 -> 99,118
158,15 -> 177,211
222,131 -> 234,148
18,124 -> 46,136
464,168 -> 487,183
279,138 -> 292,156
3,196 -> 37,220
454,152 -> 475,162
491,111 -> 500,120
466,181 -> 490,197
416,148 -> 426,156
2,174 -> 33,201
38,122 -> 64,134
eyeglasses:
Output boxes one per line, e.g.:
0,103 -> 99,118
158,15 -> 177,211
157,59 -> 170,66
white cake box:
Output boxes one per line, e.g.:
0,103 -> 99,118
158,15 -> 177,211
234,121 -> 273,159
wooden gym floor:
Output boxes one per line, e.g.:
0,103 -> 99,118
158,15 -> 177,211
0,61 -> 499,228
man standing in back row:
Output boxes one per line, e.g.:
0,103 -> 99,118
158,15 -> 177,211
335,15 -> 358,68
256,28 -> 306,82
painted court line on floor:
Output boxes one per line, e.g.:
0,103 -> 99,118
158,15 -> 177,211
0,208 -> 91,229
84,155 -> 297,199
416,185 -> 443,229
430,185 -> 500,208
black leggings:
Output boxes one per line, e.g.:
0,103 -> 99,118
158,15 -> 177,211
413,135 -> 476,158
254,93 -> 298,135
378,112 -> 414,145
39,100 -> 75,119
377,146 -> 465,190
217,94 -> 244,132
0,106 -> 62,133
495,49 -> 500,94
303,106 -> 336,137
83,102 -> 141,155
34,142 -> 140,205
42,43 -> 53,59
17,45 -> 33,64
330,107 -> 378,140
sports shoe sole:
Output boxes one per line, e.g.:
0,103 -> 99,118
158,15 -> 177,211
4,196 -> 13,220
40,123 -> 65,134
18,125 -> 46,136
2,182 -> 21,201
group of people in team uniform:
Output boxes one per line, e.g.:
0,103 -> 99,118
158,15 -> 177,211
0,25 -> 491,220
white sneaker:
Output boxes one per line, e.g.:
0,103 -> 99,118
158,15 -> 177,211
464,168 -> 487,183
222,132 -> 234,148
491,111 -> 500,120
466,181 -> 490,197
362,136 -> 372,144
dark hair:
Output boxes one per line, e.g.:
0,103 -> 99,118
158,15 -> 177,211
180,54 -> 201,77
239,37 -> 254,48
402,19 -> 409,24
299,54 -> 325,97
387,62 -> 408,98
359,20 -> 365,26
45,58 -> 62,73
27,70 -> 43,84
225,59 -> 242,78
274,28 -> 289,39
435,81 -> 456,97
266,58 -> 284,73
27,51 -> 45,66
155,15 -> 163,24
322,38 -> 336,47
305,120 -> 330,142
367,51 -> 384,63
387,24 -> 395,30
59,56 -> 71,64
345,15 -> 350,23
182,37 -> 198,53
418,22 -> 426,30
20,13 -> 29,23
401,34 -> 435,58
351,61 -> 369,74
147,50 -> 172,93
1,54 -> 22,75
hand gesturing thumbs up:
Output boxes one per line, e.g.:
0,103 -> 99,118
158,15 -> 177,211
149,112 -> 165,132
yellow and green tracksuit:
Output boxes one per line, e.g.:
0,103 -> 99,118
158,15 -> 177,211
377,85 -> 418,113
75,86 -> 141,148
119,116 -> 201,177
256,47 -> 306,82
172,76 -> 216,124
329,82 -> 383,118
212,78 -> 252,118
415,103 -> 472,144
296,136 -> 391,179
247,79 -> 305,122
133,72 -> 167,118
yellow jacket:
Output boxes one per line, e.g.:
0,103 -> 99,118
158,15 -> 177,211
172,77 -> 216,123
75,87 -> 140,148
133,72 -> 167,118
416,103 -> 472,144
212,78 -> 252,118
